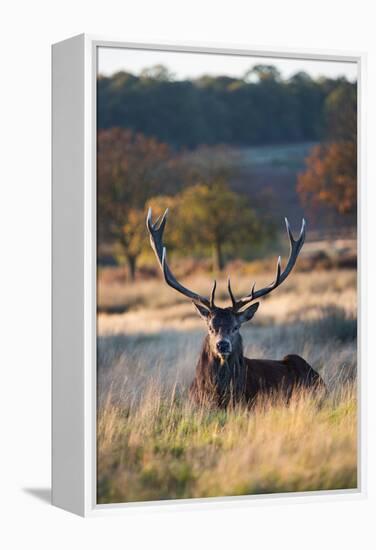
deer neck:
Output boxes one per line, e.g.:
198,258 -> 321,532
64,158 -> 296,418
195,335 -> 246,402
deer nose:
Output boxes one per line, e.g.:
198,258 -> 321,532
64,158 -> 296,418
216,340 -> 231,355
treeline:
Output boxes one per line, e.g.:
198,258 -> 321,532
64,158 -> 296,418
97,64 -> 356,149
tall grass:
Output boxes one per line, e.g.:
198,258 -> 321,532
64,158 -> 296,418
97,383 -> 356,504
97,268 -> 357,504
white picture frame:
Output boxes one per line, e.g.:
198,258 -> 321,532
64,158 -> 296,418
52,33 -> 366,517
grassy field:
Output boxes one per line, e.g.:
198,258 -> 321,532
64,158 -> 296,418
97,267 -> 357,504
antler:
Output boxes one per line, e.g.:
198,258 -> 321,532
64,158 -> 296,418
146,208 -> 216,310
229,217 -> 306,311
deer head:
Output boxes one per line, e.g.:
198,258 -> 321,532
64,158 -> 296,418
146,208 -> 305,362
192,299 -> 260,362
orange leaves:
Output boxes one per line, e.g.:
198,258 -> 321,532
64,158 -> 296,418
297,141 -> 356,216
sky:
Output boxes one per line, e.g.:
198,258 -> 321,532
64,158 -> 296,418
98,46 -> 358,82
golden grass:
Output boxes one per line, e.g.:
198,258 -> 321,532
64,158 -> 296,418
97,383 -> 357,503
98,268 -> 356,334
97,268 -> 357,504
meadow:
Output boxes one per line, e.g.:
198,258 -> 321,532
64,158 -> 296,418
97,264 -> 357,504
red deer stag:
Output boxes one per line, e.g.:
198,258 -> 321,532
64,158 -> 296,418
147,208 -> 325,408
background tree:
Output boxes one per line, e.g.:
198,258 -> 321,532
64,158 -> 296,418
140,64 -> 175,82
297,81 -> 357,217
112,208 -> 146,281
324,81 -> 357,142
97,128 -> 174,218
176,182 -> 261,271
97,128 -> 178,280
297,141 -> 356,215
244,64 -> 281,83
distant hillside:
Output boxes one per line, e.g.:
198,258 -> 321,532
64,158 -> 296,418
221,143 -> 355,237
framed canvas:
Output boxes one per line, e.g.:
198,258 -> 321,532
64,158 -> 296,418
52,34 -> 366,517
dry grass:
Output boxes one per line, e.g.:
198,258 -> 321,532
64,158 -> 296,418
98,269 -> 356,333
97,267 -> 357,504
97,384 -> 356,503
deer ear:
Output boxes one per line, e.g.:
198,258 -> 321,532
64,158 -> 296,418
237,302 -> 259,325
192,302 -> 211,319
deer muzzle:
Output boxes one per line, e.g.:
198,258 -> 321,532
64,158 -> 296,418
216,339 -> 232,357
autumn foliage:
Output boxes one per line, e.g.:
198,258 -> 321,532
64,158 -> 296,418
297,82 -> 356,217
98,128 -> 268,278
97,128 -> 177,279
297,141 -> 356,215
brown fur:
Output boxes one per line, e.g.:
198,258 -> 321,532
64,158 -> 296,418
189,334 -> 325,408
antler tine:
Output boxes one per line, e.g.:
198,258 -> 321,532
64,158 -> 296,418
210,280 -> 217,308
146,207 -> 169,269
227,278 -> 237,309
147,207 -> 212,309
232,218 -> 306,311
